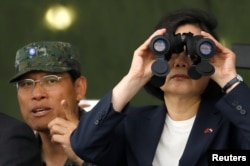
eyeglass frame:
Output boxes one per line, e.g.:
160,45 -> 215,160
15,75 -> 64,91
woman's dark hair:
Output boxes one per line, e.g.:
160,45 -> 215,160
154,8 -> 219,40
144,8 -> 223,101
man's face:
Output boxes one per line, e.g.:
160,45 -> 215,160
17,71 -> 86,132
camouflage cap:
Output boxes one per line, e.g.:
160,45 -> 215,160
9,41 -> 81,83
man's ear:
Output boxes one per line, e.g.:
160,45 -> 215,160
75,76 -> 87,101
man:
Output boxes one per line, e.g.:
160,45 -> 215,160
0,112 -> 41,165
9,41 -> 88,166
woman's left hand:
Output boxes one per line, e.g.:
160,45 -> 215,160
201,31 -> 237,87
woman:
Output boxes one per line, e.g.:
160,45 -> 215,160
52,8 -> 250,166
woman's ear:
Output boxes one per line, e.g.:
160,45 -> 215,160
75,76 -> 87,101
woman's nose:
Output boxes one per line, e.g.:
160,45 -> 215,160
173,54 -> 189,68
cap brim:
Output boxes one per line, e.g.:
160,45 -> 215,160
9,67 -> 72,83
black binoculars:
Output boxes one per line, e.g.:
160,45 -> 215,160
149,32 -> 216,86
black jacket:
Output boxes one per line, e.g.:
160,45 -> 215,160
0,112 -> 41,166
71,82 -> 250,166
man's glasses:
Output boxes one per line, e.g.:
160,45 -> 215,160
16,75 -> 63,92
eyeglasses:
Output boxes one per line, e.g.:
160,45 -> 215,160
16,75 -> 63,92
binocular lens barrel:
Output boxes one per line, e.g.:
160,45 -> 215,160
198,40 -> 215,57
150,36 -> 171,55
153,39 -> 167,52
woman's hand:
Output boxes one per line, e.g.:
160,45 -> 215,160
127,28 -> 166,82
112,29 -> 166,112
201,31 -> 237,88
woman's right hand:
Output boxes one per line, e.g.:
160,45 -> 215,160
127,28 -> 166,82
112,29 -> 166,112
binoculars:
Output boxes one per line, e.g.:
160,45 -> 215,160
149,32 -> 216,86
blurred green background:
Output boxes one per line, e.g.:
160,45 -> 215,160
1,0 -> 250,120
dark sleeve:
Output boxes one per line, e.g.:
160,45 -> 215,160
0,113 -> 42,166
216,82 -> 250,141
70,91 -> 127,165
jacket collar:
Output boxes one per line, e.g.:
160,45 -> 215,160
179,99 -> 221,165
127,99 -> 221,165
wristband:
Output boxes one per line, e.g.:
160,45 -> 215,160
222,74 -> 243,93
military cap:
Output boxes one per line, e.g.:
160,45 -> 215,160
9,41 -> 81,83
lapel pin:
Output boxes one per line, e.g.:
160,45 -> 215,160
204,128 -> 213,134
